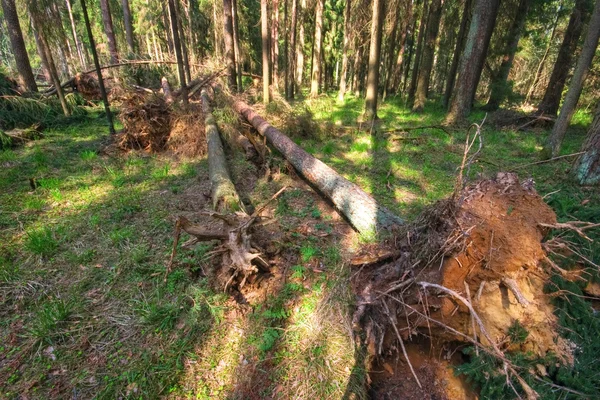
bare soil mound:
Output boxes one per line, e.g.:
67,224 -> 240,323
353,173 -> 571,398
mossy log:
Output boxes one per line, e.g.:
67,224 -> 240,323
231,98 -> 403,234
201,89 -> 243,212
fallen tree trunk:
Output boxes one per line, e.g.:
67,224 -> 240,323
201,88 -> 243,212
231,98 -> 403,234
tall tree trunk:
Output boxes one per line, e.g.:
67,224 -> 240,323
232,0 -> 243,90
296,2 -> 305,89
232,99 -> 404,234
168,0 -> 188,104
222,0 -> 237,90
391,0 -> 413,94
413,0 -> 443,112
99,0 -> 119,63
284,0 -> 289,97
445,0 -> 500,124
122,0 -> 135,54
261,0 -> 271,103
65,0 -> 86,69
289,0 -> 298,98
272,0 -> 280,89
364,0 -> 384,119
443,0 -> 471,109
524,11 -> 560,105
163,1 -> 175,57
383,1 -> 401,100
310,0 -> 324,97
402,18 -> 417,94
177,4 -> 191,83
545,0 -> 600,158
338,0 -> 352,101
537,0 -> 590,116
213,0 -> 221,58
572,103 -> 600,185
2,0 -> 38,92
408,0 -> 428,105
483,0 -> 528,111
80,0 -> 114,134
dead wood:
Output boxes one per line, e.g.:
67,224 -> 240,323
230,97 -> 404,234
161,77 -> 173,103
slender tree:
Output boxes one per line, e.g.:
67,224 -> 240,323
99,0 -> 119,63
80,0 -> 114,134
65,0 -> 86,69
338,0 -> 352,102
232,0 -> 243,90
177,2 -> 191,82
310,0 -> 324,97
382,0 -> 401,100
296,0 -> 305,90
407,0 -> 428,105
364,0 -> 384,119
483,0 -> 529,111
122,0 -> 135,54
537,0 -> 590,116
261,0 -> 271,103
572,103 -> 600,185
525,10 -> 560,104
2,0 -> 38,92
222,0 -> 237,90
288,0 -> 298,98
272,0 -> 280,89
443,0 -> 471,108
389,0 -> 412,95
545,0 -> 600,158
445,0 -> 500,124
168,0 -> 187,104
413,0 -> 443,112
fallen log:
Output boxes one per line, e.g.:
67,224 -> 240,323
231,98 -> 403,234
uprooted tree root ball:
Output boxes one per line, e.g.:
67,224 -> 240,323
116,93 -> 206,156
352,173 -> 575,398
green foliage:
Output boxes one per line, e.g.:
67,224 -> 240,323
28,298 -> 74,345
25,227 -> 59,257
508,320 -> 529,344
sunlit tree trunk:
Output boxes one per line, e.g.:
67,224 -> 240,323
1,0 -> 38,92
338,0 -> 352,102
177,2 -> 191,82
232,0 -> 243,90
80,0 -> 114,134
296,0 -> 306,90
163,1 -> 175,57
483,0 -> 528,111
364,0 -> 384,119
222,0 -> 237,90
545,0 -> 600,158
168,0 -> 188,104
272,0 -> 280,89
408,0 -> 428,105
413,0 -> 443,112
390,0 -> 412,95
537,0 -> 589,116
445,0 -> 499,124
572,103 -> 600,185
310,0 -> 324,97
99,0 -> 119,63
122,0 -> 135,54
261,0 -> 271,103
65,0 -> 86,69
524,11 -> 559,105
443,0 -> 471,109
288,0 -> 298,98
401,18 -> 416,94
213,0 -> 221,58
383,1 -> 401,100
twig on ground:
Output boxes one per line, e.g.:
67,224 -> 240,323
510,152 -> 585,171
165,218 -> 182,283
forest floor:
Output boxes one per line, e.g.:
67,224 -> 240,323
1,93 -> 599,399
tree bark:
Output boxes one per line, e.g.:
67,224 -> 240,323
401,18 -> 417,94
390,0 -> 412,95
364,0 -> 384,119
288,0 -> 298,98
99,0 -> 119,64
296,0 -> 306,90
202,89 -> 243,211
483,0 -> 528,111
80,0 -> 115,134
65,0 -> 87,69
122,0 -> 135,54
272,0 -> 280,89
232,0 -> 243,90
232,99 -> 404,234
2,0 -> 37,92
537,0 -> 590,116
413,0 -> 443,112
310,0 -> 324,97
176,1 -> 191,83
545,0 -> 600,158
338,0 -> 352,102
383,0 -> 401,100
168,0 -> 188,105
445,0 -> 500,125
222,0 -> 237,90
261,0 -> 271,103
572,103 -> 600,185
443,0 -> 471,109
408,0 -> 428,105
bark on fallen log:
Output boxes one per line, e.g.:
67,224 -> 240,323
202,89 -> 243,212
231,98 -> 403,234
